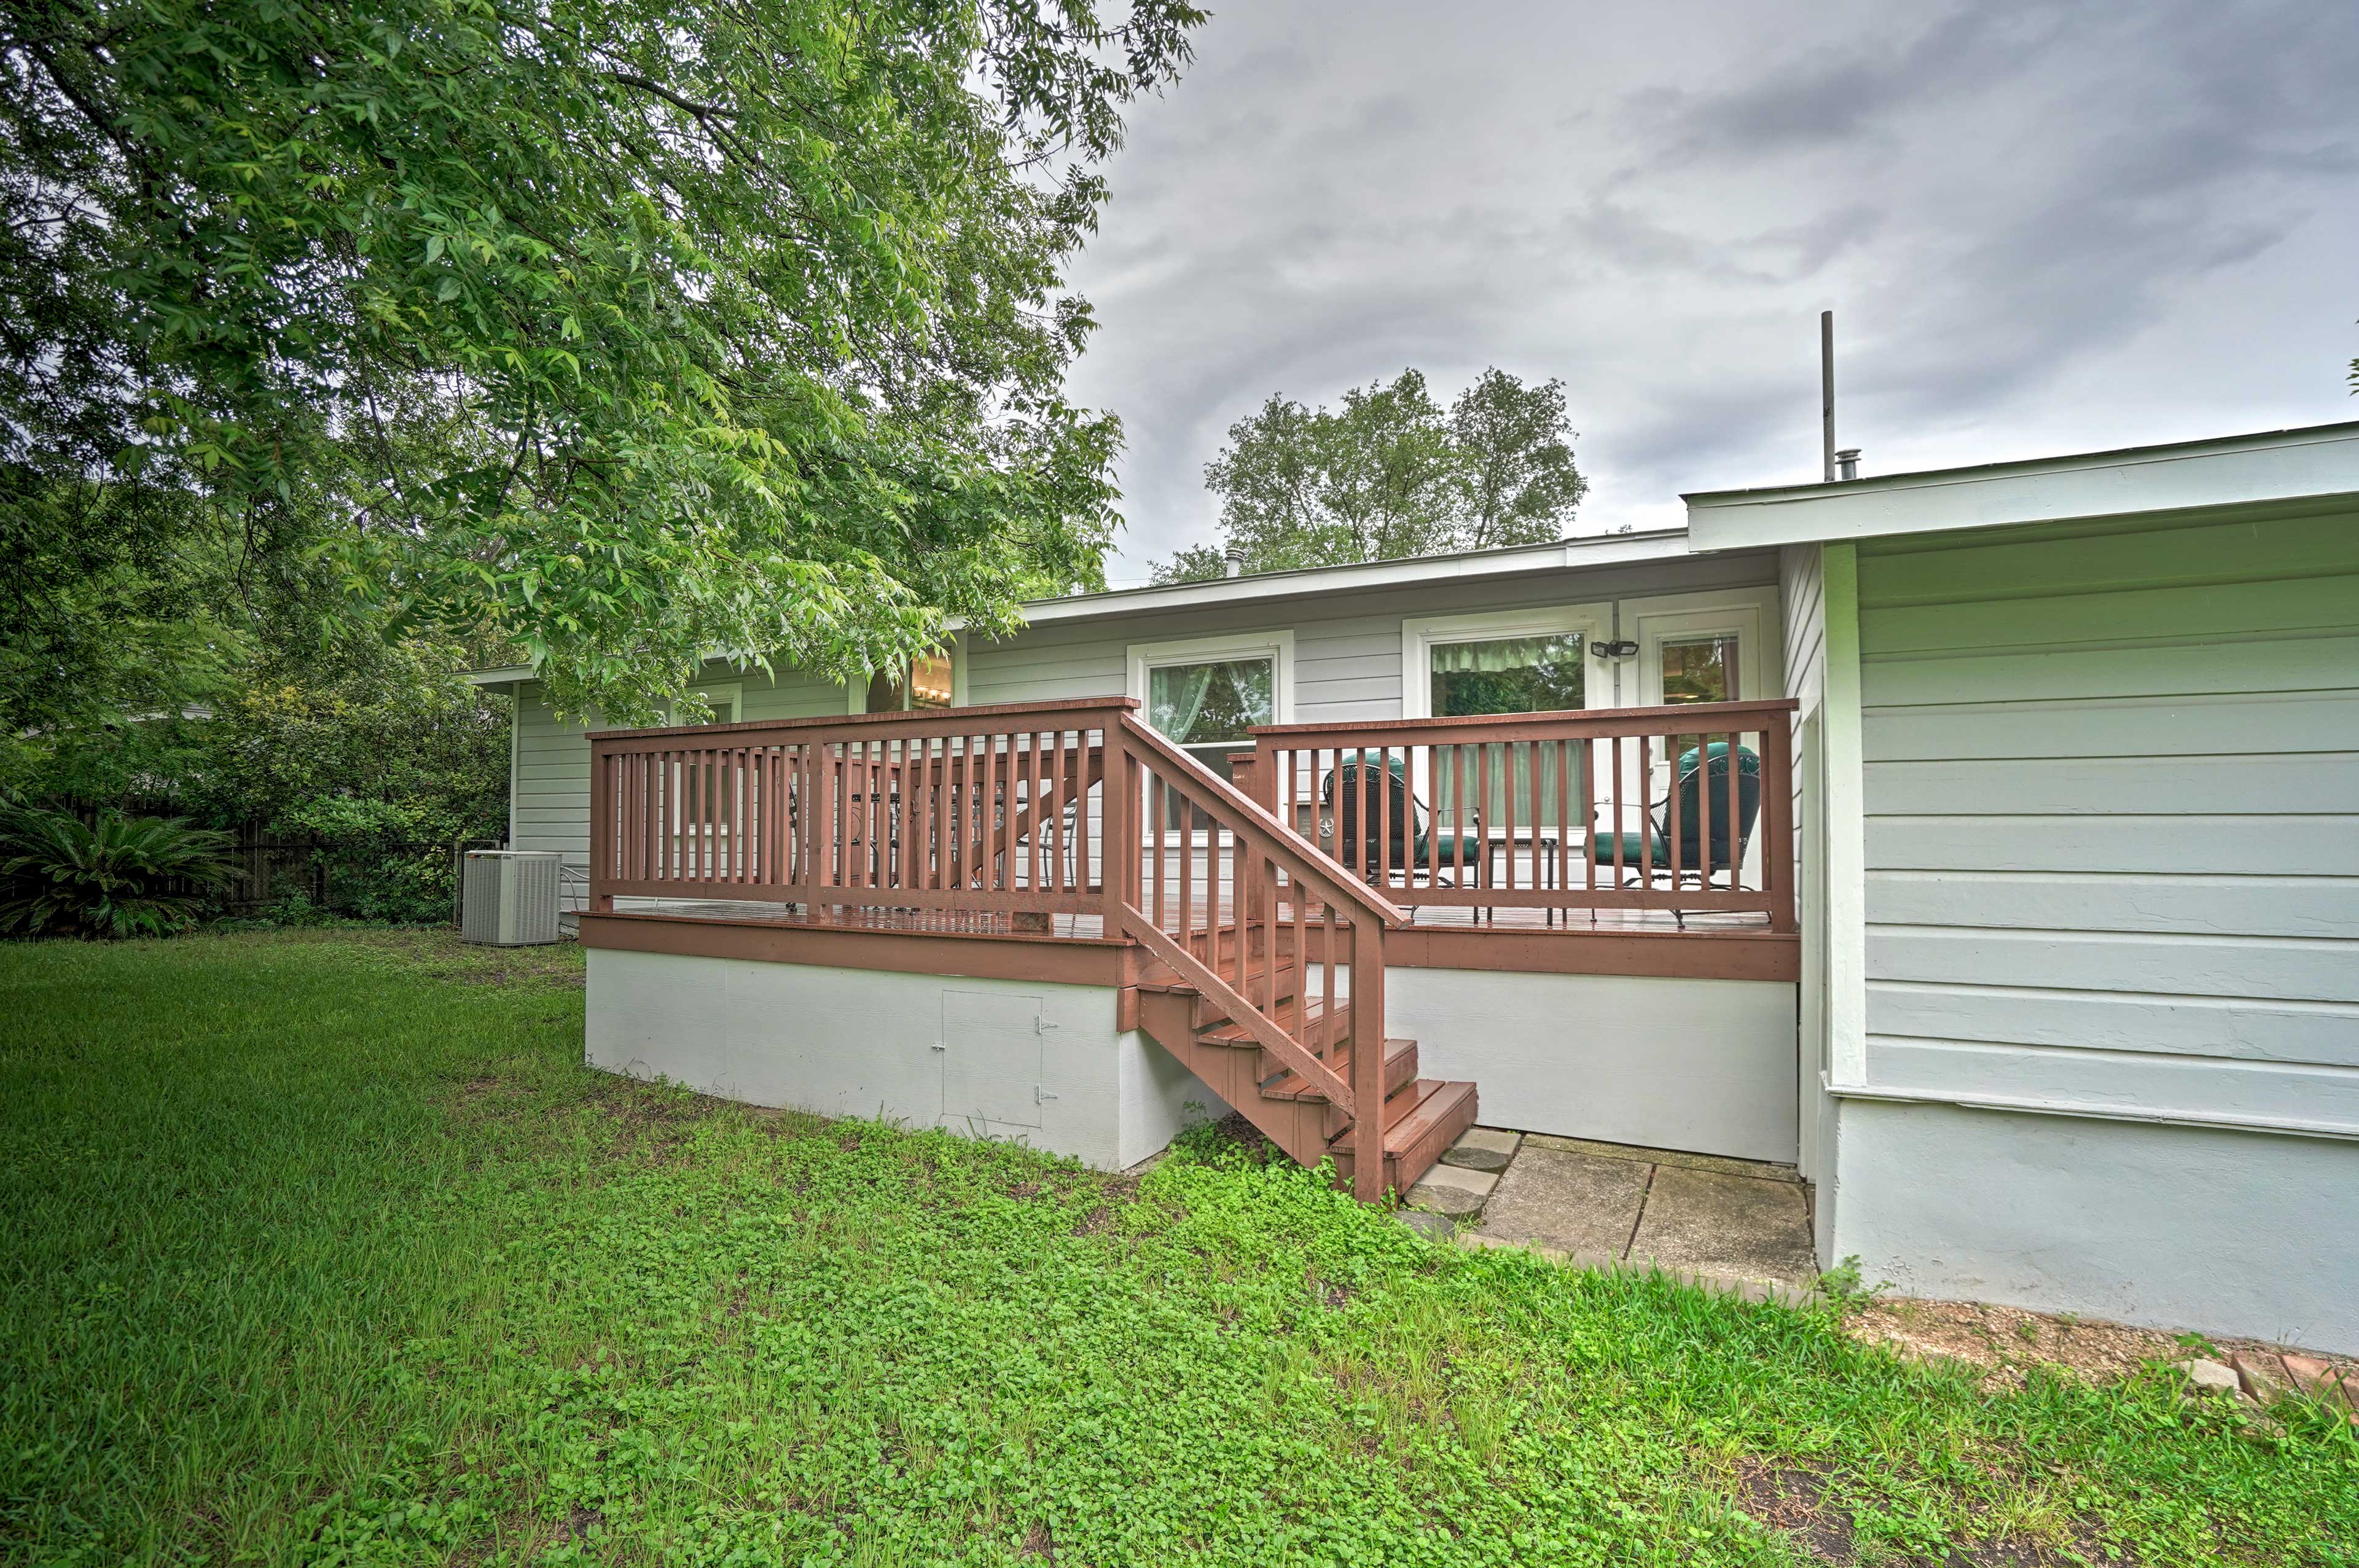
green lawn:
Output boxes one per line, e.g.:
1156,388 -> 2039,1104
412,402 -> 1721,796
1,931 -> 2352,1567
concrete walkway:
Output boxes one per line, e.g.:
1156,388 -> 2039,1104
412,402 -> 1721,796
1407,1129 -> 1820,1293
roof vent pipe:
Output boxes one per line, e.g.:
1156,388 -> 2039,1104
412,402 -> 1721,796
1836,447 -> 1861,482
1224,545 -> 1245,579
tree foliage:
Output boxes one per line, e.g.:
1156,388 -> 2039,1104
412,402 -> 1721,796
1154,367 -> 1586,583
0,806 -> 234,938
7,638 -> 511,923
2,0 -> 1204,723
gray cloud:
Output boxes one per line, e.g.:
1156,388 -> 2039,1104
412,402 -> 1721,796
1059,0 -> 2359,579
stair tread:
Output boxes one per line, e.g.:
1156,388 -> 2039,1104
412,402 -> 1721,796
1195,997 -> 1344,1047
1329,1078 -> 1478,1156
1137,958 -> 1301,997
1262,1037 -> 1415,1101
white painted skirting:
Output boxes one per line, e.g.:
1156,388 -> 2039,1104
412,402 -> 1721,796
1378,967 -> 1799,1163
585,950 -> 1217,1171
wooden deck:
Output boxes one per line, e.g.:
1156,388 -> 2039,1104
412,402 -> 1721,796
587,893 -> 1794,981
580,696 -> 1800,1198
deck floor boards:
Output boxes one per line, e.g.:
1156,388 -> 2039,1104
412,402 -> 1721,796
593,895 -> 1769,939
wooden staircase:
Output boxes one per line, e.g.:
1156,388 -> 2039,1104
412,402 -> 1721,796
1129,925 -> 1479,1198
1106,711 -> 1479,1201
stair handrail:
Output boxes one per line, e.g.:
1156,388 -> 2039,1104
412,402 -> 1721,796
1113,712 -> 1409,930
1111,712 -> 1401,1201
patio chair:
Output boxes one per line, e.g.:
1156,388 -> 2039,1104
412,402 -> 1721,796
1590,740 -> 1761,924
1324,751 -> 1484,906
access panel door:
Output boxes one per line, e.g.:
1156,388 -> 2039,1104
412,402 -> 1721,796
939,989 -> 1046,1131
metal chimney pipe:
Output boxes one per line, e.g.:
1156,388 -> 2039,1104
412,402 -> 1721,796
1836,447 -> 1861,482
1224,545 -> 1245,579
1821,310 -> 1836,483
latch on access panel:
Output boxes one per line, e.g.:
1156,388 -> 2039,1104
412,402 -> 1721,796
1035,1085 -> 1059,1104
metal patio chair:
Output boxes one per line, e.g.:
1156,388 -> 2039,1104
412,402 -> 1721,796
1589,739 -> 1761,927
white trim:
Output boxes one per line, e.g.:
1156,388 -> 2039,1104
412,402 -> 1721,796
1683,420 -> 2359,553
1399,603 -> 1613,719
506,684 -> 522,848
467,665 -> 536,687
1826,1075 -> 2359,1143
1618,585 -> 1782,707
1819,543 -> 1870,1089
1015,529 -> 1691,627
1124,630 -> 1297,730
671,681 -> 742,725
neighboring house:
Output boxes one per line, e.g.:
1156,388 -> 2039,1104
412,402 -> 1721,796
471,419 -> 2359,1351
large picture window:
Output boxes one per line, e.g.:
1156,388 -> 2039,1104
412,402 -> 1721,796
864,650 -> 955,713
1406,608 -> 1606,830
1428,633 -> 1585,717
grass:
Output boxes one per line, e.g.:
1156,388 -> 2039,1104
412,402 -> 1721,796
1,930 -> 2352,1567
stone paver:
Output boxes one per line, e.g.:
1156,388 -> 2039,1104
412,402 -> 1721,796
1439,1125 -> 1522,1172
2231,1350 -> 2293,1403
2282,1352 -> 2357,1410
1395,1208 -> 1458,1242
1477,1145 -> 1651,1257
2175,1359 -> 2241,1396
1406,1162 -> 1498,1220
1522,1132 -> 1800,1185
1625,1166 -> 1817,1285
1457,1233 -> 1816,1309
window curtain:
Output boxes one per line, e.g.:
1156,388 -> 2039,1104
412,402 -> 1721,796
1428,634 -> 1578,674
1148,662 -> 1218,741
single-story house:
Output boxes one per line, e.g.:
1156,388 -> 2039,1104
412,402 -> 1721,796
472,418 -> 2359,1352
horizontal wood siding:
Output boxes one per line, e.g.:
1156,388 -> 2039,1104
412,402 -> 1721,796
967,553 -> 1779,718
509,666 -> 843,861
1856,508 -> 2359,1132
1780,542 -> 1835,1199
513,553 -> 1781,861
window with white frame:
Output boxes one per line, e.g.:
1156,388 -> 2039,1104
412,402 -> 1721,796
1128,633 -> 1293,822
858,646 -> 958,713
1402,606 -> 1609,829
668,682 -> 742,725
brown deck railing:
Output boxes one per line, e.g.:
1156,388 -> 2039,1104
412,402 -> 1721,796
587,698 -> 1135,922
587,699 -> 1409,1197
1245,699 -> 1798,930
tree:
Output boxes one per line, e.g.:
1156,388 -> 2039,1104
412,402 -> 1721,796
1156,367 -> 1582,583
1,0 -> 1205,724
1449,368 -> 1589,550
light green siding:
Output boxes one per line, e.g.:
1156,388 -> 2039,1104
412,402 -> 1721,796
1854,505 -> 2359,1130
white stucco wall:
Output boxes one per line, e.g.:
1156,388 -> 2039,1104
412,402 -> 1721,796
1378,967 -> 1799,1164
586,950 -> 1218,1170
1834,1098 -> 2359,1352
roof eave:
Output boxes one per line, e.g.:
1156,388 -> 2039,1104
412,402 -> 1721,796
1683,419 -> 2359,552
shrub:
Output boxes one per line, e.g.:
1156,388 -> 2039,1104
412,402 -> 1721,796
0,807 -> 234,939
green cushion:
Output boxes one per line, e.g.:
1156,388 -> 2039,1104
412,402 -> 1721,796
1588,829 -> 1664,867
1417,832 -> 1488,864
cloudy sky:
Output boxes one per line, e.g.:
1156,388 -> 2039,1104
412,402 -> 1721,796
1059,0 -> 2359,583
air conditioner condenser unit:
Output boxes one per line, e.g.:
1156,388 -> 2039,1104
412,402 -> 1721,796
461,850 -> 564,946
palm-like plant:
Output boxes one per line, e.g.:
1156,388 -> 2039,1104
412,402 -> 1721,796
0,807 -> 235,939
